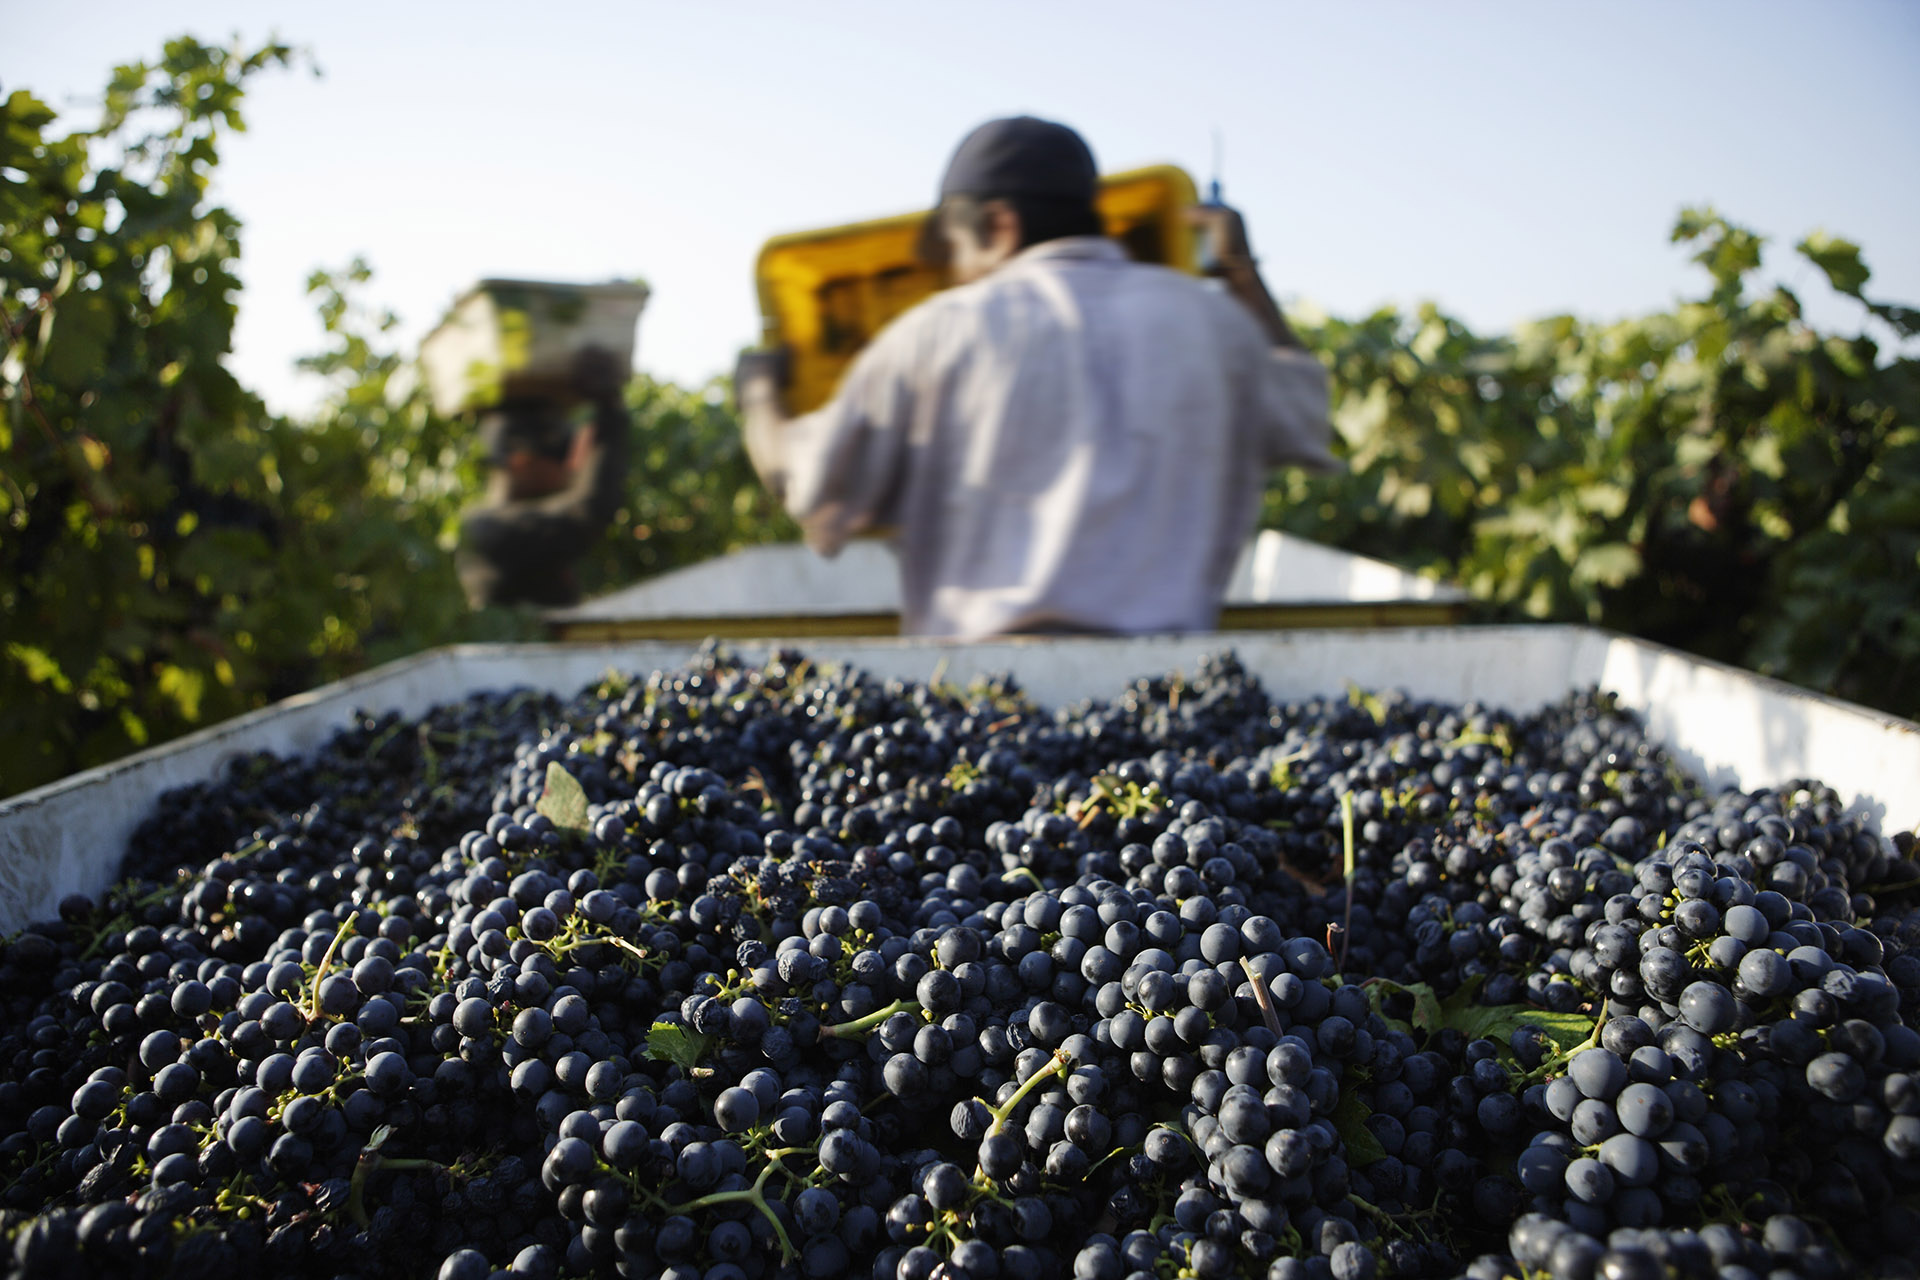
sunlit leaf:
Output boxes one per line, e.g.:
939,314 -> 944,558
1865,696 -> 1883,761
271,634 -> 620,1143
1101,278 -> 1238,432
1798,231 -> 1870,297
536,761 -> 591,832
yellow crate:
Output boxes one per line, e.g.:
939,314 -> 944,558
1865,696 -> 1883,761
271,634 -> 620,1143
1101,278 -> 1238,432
756,165 -> 1200,414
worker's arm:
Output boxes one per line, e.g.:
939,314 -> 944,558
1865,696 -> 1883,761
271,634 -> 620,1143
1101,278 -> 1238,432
735,349 -> 794,505
734,330 -> 915,556
1190,205 -> 1305,351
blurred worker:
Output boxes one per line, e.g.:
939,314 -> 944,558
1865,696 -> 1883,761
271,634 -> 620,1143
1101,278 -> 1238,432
735,116 -> 1335,639
456,345 -> 633,609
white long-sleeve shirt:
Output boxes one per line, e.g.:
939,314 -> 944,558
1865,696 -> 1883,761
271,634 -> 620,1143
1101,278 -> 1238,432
776,236 -> 1335,638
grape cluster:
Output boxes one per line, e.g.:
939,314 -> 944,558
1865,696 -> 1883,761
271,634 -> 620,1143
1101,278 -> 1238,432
0,645 -> 1914,1280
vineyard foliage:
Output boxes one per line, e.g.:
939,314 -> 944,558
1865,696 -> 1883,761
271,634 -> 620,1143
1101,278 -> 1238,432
0,41 -> 791,798
3,38 -> 1915,799
1270,215 -> 1920,715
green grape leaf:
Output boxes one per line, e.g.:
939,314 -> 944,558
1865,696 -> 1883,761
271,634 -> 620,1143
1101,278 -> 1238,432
1445,1000 -> 1597,1057
1438,973 -> 1487,1018
536,762 -> 591,832
1362,978 -> 1443,1034
1332,1089 -> 1385,1167
642,1022 -> 711,1073
1798,231 -> 1870,298
1868,301 -> 1920,339
1520,1012 -> 1602,1056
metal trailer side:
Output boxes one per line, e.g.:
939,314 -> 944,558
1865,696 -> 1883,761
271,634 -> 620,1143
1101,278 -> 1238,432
1,626 -> 1914,935
543,532 -> 1473,641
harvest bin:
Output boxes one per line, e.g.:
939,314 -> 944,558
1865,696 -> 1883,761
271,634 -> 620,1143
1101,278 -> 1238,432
1,627 -> 1914,936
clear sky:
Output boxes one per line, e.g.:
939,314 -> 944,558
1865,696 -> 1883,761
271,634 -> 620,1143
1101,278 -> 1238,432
7,1 -> 1918,415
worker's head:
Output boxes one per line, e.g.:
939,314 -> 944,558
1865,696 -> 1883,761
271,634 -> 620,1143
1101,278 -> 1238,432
479,400 -> 578,500
921,116 -> 1103,283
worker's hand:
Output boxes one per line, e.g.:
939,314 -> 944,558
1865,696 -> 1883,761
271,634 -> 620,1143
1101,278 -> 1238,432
733,347 -> 791,413
1187,203 -> 1255,272
570,344 -> 628,402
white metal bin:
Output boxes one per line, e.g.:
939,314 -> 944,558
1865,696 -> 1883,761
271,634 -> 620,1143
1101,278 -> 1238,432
0,626 -> 1913,935
545,531 -> 1474,641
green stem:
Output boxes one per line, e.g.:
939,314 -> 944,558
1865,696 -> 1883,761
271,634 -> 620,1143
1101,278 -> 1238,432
668,1170 -> 798,1261
985,1048 -> 1072,1138
603,936 -> 652,965
1338,792 -> 1357,970
1520,996 -> 1609,1086
307,915 -> 357,1021
821,998 -> 920,1040
417,724 -> 440,787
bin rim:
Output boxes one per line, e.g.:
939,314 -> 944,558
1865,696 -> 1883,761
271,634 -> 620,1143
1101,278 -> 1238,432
5,621 -> 1915,821
417,277 -> 653,349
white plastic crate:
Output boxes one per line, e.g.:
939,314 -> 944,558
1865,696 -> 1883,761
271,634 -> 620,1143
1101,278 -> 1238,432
416,278 -> 650,417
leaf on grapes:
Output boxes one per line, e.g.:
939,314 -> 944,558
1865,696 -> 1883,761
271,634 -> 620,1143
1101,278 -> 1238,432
1332,1089 -> 1385,1167
1409,985 -> 1445,1032
1361,979 -> 1443,1034
1520,1011 -> 1600,1057
1437,974 -> 1486,1020
1444,1002 -> 1595,1056
536,762 -> 591,832
642,1021 -> 711,1073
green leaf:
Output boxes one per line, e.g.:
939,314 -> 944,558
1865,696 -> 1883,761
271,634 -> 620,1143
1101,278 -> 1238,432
641,1021 -> 711,1073
1797,231 -> 1870,298
1443,996 -> 1596,1056
36,292 -> 116,388
6,644 -> 74,694
1405,983 -> 1444,1033
1332,1088 -> 1385,1167
1572,543 -> 1641,589
536,761 -> 591,831
1519,1011 -> 1601,1057
1439,973 -> 1487,1018
1868,301 -> 1920,340
1362,978 -> 1443,1034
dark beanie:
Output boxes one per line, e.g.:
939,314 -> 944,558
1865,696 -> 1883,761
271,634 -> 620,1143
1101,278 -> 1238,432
936,116 -> 1098,203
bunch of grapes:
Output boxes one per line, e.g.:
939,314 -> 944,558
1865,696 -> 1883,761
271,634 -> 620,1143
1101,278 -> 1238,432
0,644 -> 1914,1280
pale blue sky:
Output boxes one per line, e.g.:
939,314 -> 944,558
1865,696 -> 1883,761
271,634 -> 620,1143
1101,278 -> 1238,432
7,1 -> 1918,413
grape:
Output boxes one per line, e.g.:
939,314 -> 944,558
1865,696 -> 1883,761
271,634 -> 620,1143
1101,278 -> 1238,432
712,1085 -> 759,1133
1570,1098 -> 1621,1146
438,1250 -> 491,1280
1568,1049 -> 1627,1102
1807,1052 -> 1866,1102
1676,981 -> 1737,1035
1596,1133 -> 1660,1187
1565,1156 -> 1616,1204
1614,1082 -> 1673,1138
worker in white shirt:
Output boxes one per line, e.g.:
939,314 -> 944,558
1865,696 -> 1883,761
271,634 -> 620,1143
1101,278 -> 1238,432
736,115 -> 1335,639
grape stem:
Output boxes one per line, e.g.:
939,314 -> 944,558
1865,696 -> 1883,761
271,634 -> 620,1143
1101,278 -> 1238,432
1337,790 -> 1357,970
1001,867 -> 1045,893
820,997 -> 921,1040
1519,995 -> 1609,1086
976,1047 -> 1074,1179
1244,959 -> 1285,1037
664,1147 -> 802,1261
307,915 -> 359,1021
